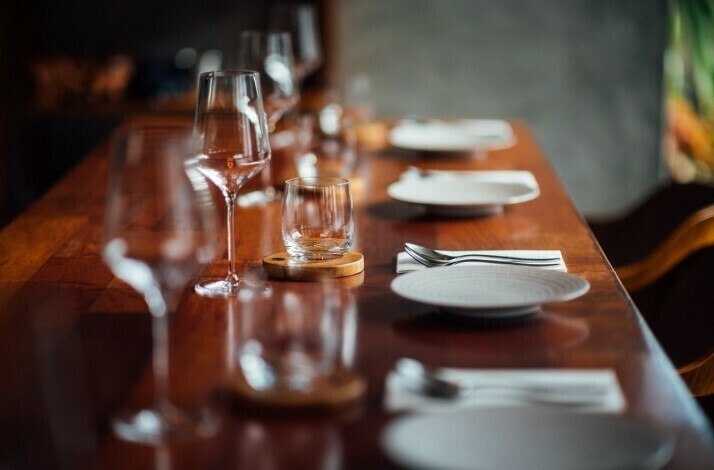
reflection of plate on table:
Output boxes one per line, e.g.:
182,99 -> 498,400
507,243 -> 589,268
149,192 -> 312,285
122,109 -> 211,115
381,407 -> 674,470
387,179 -> 539,217
390,265 -> 590,320
388,119 -> 516,153
392,313 -> 590,351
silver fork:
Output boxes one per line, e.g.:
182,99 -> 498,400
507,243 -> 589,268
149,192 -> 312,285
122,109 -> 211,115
404,243 -> 560,268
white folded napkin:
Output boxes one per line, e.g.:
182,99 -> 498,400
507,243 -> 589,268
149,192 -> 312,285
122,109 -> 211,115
400,169 -> 538,189
396,250 -> 566,273
388,119 -> 516,151
384,368 -> 626,414
392,119 -> 514,141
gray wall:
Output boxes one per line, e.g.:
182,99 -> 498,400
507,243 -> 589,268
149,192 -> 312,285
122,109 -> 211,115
335,0 -> 668,216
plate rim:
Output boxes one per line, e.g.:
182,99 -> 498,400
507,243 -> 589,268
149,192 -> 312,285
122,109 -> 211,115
386,179 -> 540,209
388,119 -> 516,152
390,265 -> 590,311
381,406 -> 674,470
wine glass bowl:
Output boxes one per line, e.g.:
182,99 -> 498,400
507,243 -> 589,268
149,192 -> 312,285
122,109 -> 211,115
193,70 -> 272,297
269,3 -> 323,84
237,32 -> 299,205
102,123 -> 220,444
238,30 -> 300,129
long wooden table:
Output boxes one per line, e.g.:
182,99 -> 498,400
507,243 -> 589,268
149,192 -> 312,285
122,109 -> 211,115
1,118 -> 712,469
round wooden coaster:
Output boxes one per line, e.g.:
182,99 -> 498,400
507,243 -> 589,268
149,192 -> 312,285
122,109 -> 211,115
262,251 -> 364,281
232,368 -> 366,410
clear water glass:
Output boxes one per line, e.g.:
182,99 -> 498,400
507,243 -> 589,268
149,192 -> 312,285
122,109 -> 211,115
282,177 -> 355,261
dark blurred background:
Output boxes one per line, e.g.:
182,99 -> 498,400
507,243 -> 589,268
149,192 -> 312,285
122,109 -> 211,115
0,0 -> 668,226
0,0 -> 330,227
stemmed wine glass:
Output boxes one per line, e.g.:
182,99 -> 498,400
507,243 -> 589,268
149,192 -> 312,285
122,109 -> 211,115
239,31 -> 300,130
237,31 -> 300,205
192,70 -> 272,297
102,124 -> 220,444
268,3 -> 323,84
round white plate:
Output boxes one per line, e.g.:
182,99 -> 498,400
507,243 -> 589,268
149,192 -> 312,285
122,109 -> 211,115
382,407 -> 674,470
390,265 -> 589,317
388,119 -> 516,152
387,179 -> 539,217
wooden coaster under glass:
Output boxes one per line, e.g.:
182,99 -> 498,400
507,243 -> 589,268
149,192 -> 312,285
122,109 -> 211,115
232,368 -> 366,411
262,251 -> 364,281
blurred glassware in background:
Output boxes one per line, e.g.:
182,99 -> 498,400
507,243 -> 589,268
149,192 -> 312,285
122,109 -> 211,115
269,3 -> 323,85
196,49 -> 223,80
293,105 -> 358,179
340,73 -> 375,124
174,47 -> 198,71
238,31 -> 300,129
664,0 -> 714,184
238,31 -> 300,205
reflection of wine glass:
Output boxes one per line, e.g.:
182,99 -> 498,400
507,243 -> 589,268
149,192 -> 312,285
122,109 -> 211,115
193,70 -> 272,297
268,3 -> 323,84
102,124 -> 220,444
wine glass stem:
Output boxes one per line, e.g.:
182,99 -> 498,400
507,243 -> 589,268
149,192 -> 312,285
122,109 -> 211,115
152,309 -> 171,413
225,190 -> 238,288
144,287 -> 175,413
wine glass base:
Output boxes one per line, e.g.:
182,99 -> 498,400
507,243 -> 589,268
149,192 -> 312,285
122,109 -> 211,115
195,278 -> 272,298
112,405 -> 219,445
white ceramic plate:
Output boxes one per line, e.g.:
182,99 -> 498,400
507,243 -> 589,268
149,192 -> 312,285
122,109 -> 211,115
382,407 -> 674,470
387,179 -> 540,217
390,265 -> 589,318
388,119 -> 516,152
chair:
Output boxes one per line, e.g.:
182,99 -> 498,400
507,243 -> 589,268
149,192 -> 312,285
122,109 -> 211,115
615,205 -> 714,396
589,183 -> 714,418
588,182 -> 714,266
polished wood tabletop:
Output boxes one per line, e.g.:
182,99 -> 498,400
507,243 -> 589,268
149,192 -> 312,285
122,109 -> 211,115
1,118 -> 713,469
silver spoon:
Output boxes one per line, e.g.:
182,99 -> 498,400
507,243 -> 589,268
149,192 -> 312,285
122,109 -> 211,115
395,358 -> 467,399
405,243 -> 560,264
395,358 -> 608,406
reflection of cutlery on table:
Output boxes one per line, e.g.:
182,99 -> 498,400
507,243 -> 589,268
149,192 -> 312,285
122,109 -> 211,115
395,358 -> 609,407
404,243 -> 560,267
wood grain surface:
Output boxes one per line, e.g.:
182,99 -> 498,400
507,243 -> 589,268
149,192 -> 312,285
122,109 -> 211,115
0,118 -> 712,469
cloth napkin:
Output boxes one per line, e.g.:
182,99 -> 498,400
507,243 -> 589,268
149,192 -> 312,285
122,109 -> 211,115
396,250 -> 566,273
384,367 -> 626,414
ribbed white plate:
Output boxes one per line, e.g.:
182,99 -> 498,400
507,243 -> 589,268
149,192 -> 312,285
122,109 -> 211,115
387,179 -> 539,217
381,407 -> 674,470
390,265 -> 589,318
388,119 -> 516,152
